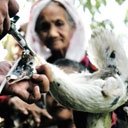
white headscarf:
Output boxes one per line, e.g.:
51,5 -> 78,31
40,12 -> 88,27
26,0 -> 86,62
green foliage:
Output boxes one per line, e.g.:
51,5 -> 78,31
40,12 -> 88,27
115,0 -> 125,5
79,0 -> 106,15
78,0 -> 113,29
78,0 -> 126,29
26,0 -> 127,29
90,19 -> 114,29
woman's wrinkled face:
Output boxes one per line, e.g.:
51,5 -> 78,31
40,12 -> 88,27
35,3 -> 75,53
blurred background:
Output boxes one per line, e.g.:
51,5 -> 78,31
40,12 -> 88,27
16,0 -> 128,35
0,0 -> 128,60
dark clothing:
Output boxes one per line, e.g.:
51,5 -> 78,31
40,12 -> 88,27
73,111 -> 88,128
0,95 -> 10,117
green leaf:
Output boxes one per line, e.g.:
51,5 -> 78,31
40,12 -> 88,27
90,19 -> 114,30
96,0 -> 100,9
115,0 -> 125,5
124,9 -> 128,24
102,0 -> 107,6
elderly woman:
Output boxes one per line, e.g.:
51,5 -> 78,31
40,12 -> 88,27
26,0 -> 87,63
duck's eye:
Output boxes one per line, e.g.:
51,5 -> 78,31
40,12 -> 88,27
110,51 -> 115,58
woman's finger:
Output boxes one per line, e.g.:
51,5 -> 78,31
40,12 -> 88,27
32,74 -> 50,93
8,0 -> 19,17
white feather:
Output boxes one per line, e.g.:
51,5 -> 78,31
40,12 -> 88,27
48,64 -> 127,113
88,28 -> 128,81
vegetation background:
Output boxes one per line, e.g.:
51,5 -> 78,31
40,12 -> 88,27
0,0 -> 128,60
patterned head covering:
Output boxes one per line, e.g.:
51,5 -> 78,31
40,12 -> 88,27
26,0 -> 86,62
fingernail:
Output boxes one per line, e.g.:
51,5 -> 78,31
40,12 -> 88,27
48,115 -> 53,119
24,110 -> 28,115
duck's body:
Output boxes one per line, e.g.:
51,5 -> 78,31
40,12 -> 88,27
49,62 -> 127,113
46,29 -> 128,114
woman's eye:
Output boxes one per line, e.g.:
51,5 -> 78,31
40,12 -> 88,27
40,22 -> 50,32
55,20 -> 64,27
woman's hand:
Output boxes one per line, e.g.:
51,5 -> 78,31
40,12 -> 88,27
0,61 -> 53,103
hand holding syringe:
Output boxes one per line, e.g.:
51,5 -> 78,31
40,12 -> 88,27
0,16 -> 38,93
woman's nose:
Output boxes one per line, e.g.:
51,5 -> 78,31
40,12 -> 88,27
49,26 -> 59,38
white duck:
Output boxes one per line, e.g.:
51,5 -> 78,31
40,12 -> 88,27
45,28 -> 128,113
